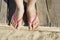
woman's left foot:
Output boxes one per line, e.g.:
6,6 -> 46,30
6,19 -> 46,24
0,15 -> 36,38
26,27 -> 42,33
28,14 -> 40,30
27,4 -> 40,30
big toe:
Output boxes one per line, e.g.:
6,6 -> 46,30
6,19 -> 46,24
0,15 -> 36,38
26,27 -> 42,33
33,20 -> 39,30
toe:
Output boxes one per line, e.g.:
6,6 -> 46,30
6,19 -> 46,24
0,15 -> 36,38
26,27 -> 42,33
32,18 -> 40,30
29,24 -> 33,30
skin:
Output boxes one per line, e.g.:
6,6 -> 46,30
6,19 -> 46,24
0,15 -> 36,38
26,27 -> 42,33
14,0 -> 24,29
13,0 -> 40,30
27,0 -> 40,30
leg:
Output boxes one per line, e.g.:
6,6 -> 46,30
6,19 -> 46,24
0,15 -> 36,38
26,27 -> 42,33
27,0 -> 40,30
15,0 -> 24,19
10,0 -> 24,30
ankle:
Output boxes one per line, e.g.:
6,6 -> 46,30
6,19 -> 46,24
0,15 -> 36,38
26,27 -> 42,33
18,8 -> 24,14
17,8 -> 24,18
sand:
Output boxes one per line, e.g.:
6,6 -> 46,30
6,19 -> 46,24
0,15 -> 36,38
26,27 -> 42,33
0,26 -> 60,40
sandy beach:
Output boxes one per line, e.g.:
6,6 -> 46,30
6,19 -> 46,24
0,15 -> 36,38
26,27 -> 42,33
0,26 -> 60,40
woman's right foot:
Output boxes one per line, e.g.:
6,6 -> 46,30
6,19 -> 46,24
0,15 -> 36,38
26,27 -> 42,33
10,10 -> 23,30
10,0 -> 24,30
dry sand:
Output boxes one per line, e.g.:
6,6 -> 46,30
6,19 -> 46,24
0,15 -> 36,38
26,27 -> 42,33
0,26 -> 60,40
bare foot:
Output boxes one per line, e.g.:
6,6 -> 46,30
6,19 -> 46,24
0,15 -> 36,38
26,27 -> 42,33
32,16 -> 40,30
10,10 -> 23,30
10,0 -> 24,30
27,0 -> 40,30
